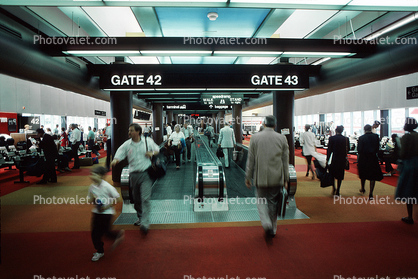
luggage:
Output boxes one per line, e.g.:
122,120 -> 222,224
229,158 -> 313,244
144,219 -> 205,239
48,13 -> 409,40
216,147 -> 224,158
92,157 -> 99,164
277,187 -> 288,218
79,157 -> 93,166
233,149 -> 238,161
16,141 -> 27,150
145,139 -> 167,180
314,159 -> 334,188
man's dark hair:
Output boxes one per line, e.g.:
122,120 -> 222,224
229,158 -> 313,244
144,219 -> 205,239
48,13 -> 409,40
335,125 -> 344,134
404,117 -> 418,132
91,166 -> 107,176
36,128 -> 45,134
129,123 -> 142,135
264,115 -> 276,128
364,124 -> 372,132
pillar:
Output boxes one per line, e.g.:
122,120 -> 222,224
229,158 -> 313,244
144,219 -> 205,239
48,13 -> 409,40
232,104 -> 242,145
110,91 -> 133,182
174,114 -> 179,126
218,111 -> 225,132
167,111 -> 173,125
212,113 -> 217,133
273,91 -> 295,166
380,110 -> 389,138
153,103 -> 163,145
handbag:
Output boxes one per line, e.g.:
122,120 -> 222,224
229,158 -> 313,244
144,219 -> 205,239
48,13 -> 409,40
345,157 -> 350,170
216,147 -> 224,158
145,138 -> 167,179
320,171 -> 334,188
204,130 -> 211,136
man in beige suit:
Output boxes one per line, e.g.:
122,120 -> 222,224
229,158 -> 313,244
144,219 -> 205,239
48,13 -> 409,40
245,115 -> 289,241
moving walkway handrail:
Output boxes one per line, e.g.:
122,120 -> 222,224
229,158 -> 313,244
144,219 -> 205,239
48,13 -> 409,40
193,131 -> 226,202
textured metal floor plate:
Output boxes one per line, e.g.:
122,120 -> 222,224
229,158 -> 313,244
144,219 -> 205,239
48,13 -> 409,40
114,198 -> 309,225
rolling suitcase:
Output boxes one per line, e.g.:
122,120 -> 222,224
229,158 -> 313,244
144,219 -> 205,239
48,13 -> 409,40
79,157 -> 93,166
277,187 -> 288,218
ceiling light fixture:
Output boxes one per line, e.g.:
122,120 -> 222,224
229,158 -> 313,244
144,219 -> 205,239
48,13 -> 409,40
207,12 -> 218,21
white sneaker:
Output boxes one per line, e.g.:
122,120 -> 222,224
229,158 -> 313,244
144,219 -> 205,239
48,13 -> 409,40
91,252 -> 104,262
134,219 -> 141,226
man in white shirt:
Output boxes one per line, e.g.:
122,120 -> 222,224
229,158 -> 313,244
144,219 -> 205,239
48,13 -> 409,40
300,124 -> 316,179
166,124 -> 172,136
182,123 -> 194,162
70,124 -> 81,169
218,123 -> 236,168
53,124 -> 60,136
168,124 -> 185,169
111,123 -> 160,234
205,125 -> 215,147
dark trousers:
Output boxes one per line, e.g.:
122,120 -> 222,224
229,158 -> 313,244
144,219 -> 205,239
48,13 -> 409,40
71,142 -> 80,168
106,139 -> 112,170
88,139 -> 100,157
91,213 -> 118,253
170,145 -> 181,166
207,135 -> 212,147
185,139 -> 192,160
42,157 -> 57,182
58,153 -> 70,169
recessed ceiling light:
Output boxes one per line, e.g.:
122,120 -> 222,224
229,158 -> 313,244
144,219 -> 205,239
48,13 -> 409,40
207,12 -> 218,21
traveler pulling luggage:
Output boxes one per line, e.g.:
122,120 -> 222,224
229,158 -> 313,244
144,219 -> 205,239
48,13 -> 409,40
313,152 -> 334,188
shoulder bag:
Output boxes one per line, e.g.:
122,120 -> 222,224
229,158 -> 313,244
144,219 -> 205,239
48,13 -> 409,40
145,138 -> 167,179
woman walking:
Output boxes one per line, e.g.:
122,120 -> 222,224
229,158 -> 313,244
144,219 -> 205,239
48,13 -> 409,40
358,124 -> 383,200
395,117 -> 418,224
300,124 -> 316,179
327,125 -> 349,196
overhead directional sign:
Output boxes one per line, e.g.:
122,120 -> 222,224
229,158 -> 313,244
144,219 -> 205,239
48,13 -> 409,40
163,104 -> 231,110
202,94 -> 243,105
89,64 -> 318,91
407,85 -> 418,100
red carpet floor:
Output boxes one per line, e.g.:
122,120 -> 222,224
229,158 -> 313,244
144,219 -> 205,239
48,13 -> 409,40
0,150 -> 106,196
1,222 -> 417,279
295,148 -> 399,187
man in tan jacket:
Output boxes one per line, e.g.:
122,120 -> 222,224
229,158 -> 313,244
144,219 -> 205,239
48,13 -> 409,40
245,115 -> 289,241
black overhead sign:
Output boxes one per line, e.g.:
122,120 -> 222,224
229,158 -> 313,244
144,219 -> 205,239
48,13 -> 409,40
202,94 -> 243,105
134,110 -> 151,120
407,86 -> 418,100
8,118 -> 17,132
94,110 -> 106,116
89,65 -> 317,90
164,104 -> 232,111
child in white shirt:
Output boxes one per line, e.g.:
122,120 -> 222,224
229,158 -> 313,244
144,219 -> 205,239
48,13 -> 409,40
87,166 -> 124,262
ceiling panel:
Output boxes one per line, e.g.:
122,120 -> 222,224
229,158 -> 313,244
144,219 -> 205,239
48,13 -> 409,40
27,6 -> 90,36
273,9 -> 339,38
59,7 -> 106,37
155,7 -> 270,37
82,6 -> 143,37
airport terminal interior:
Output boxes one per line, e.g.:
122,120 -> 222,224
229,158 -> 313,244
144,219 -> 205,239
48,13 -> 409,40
0,1 -> 418,279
